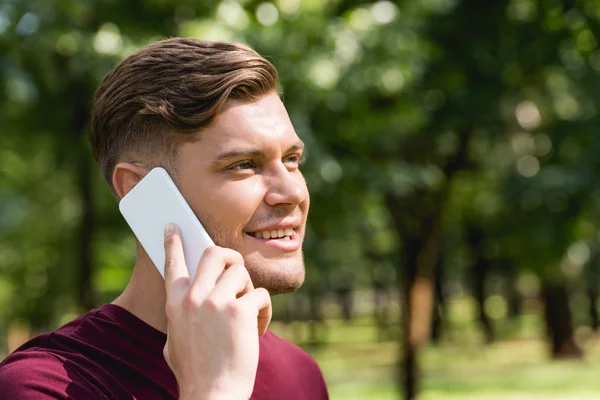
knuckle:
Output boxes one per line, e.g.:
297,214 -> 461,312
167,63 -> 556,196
229,250 -> 244,265
229,263 -> 248,277
202,296 -> 220,313
202,245 -> 220,257
225,300 -> 243,316
227,301 -> 253,320
182,293 -> 203,311
202,246 -> 244,267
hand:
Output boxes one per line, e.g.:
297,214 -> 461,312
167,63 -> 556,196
162,223 -> 272,400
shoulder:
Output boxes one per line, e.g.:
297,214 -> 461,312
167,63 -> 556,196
257,332 -> 329,398
0,348 -> 97,399
260,330 -> 324,373
261,331 -> 313,356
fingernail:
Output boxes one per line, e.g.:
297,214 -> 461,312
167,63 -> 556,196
165,223 -> 175,238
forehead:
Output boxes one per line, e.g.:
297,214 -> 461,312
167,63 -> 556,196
201,92 -> 299,153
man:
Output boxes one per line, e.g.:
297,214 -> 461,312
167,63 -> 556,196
0,38 -> 329,399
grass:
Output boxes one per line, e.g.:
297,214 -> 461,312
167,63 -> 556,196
4,296 -> 600,399
270,314 -> 600,400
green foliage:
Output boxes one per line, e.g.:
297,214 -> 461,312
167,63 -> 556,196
2,0 -> 600,351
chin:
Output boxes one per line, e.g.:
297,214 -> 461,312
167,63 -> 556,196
244,254 -> 306,295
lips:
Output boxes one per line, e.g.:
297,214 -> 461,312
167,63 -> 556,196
244,219 -> 303,251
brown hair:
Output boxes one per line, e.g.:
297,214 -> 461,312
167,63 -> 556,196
89,37 -> 278,196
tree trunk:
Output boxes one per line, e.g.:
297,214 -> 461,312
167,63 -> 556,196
465,223 -> 494,343
586,255 -> 599,331
466,222 -> 494,344
387,129 -> 471,400
402,334 -> 418,400
368,251 -> 392,342
77,154 -> 95,311
307,289 -> 326,346
506,261 -> 523,320
373,280 -> 391,342
587,281 -> 599,331
398,238 -> 420,400
473,258 -> 494,344
542,281 -> 582,359
336,287 -> 354,323
395,211 -> 445,400
430,257 -> 445,344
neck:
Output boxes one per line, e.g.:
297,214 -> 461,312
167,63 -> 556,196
112,245 -> 168,333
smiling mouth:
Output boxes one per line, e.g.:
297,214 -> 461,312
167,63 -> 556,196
246,228 -> 295,240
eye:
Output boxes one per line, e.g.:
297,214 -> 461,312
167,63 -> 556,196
229,160 -> 256,171
284,153 -> 304,167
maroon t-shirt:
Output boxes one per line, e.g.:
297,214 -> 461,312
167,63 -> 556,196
0,304 -> 329,399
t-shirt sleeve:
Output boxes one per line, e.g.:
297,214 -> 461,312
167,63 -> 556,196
0,351 -> 97,399
302,352 -> 329,399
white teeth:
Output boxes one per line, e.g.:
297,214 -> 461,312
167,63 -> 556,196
251,228 -> 295,239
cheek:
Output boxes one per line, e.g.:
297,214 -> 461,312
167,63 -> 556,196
228,180 -> 265,206
191,180 -> 266,229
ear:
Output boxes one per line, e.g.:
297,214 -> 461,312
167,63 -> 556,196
113,162 -> 149,200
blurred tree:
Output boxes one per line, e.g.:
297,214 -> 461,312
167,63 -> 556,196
5,0 -> 600,399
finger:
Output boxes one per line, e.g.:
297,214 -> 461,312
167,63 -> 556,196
164,223 -> 190,300
239,288 -> 272,336
189,246 -> 245,297
210,264 -> 254,302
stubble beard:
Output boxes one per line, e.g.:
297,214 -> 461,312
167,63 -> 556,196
202,217 -> 306,295
243,253 -> 306,296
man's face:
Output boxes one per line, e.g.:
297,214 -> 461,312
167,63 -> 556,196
176,91 -> 309,294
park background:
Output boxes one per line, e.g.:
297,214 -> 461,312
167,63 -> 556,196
3,0 -> 600,399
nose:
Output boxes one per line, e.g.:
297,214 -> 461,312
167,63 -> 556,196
264,164 -> 307,207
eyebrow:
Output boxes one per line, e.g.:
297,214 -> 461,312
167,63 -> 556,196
213,141 -> 305,162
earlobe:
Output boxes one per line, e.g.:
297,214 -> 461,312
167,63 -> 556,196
113,162 -> 149,200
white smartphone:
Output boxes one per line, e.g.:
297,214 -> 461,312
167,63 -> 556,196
118,167 -> 214,280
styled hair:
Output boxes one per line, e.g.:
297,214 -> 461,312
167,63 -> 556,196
89,37 -> 278,196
